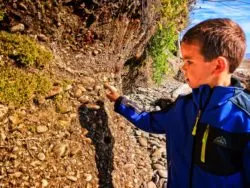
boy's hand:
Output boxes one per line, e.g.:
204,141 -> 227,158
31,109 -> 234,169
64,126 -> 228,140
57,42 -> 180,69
104,83 -> 120,102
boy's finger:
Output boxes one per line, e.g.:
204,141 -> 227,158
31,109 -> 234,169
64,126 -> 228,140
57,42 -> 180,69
104,83 -> 117,92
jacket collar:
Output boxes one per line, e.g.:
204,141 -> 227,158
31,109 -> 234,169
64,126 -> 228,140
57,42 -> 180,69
192,77 -> 244,110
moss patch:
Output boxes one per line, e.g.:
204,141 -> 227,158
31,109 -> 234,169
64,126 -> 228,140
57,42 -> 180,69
0,66 -> 52,107
0,31 -> 52,67
0,10 -> 5,21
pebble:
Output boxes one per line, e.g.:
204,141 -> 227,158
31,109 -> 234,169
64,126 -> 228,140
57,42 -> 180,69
54,143 -> 67,157
78,96 -> 90,103
36,126 -> 48,133
84,173 -> 92,182
138,137 -> 147,147
37,34 -> 49,42
158,170 -> 168,178
37,153 -> 46,161
152,163 -> 165,171
46,86 -> 63,98
74,88 -> 82,98
10,23 -> 25,33
41,179 -> 48,187
66,175 -> 77,182
147,181 -> 157,188
86,104 -> 100,110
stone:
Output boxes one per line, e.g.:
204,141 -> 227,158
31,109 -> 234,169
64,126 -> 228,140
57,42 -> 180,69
36,126 -> 48,133
66,175 -> 77,182
41,179 -> 48,187
37,34 -> 49,42
86,104 -> 100,110
147,181 -> 157,188
138,137 -> 147,147
10,23 -> 25,33
158,170 -> 168,178
78,96 -> 90,104
54,143 -> 67,157
37,153 -> 46,161
152,163 -> 165,171
74,88 -> 82,98
46,86 -> 63,98
84,173 -> 92,182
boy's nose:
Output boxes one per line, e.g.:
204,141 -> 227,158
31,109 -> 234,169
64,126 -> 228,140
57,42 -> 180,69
181,63 -> 187,73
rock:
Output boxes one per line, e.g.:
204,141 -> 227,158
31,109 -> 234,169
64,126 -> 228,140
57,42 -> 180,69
9,115 -> 21,125
151,148 -> 165,158
152,163 -> 165,171
84,173 -> 92,182
86,104 -> 100,110
46,86 -> 63,98
158,170 -> 168,178
0,128 -> 6,141
147,181 -> 157,188
19,3 -> 28,10
138,137 -> 148,147
10,23 -> 25,33
12,172 -> 22,178
81,77 -> 96,87
37,34 -> 49,42
78,96 -> 90,103
54,143 -> 67,157
69,143 -> 81,155
36,126 -> 48,133
92,50 -> 99,56
74,88 -> 82,98
37,153 -> 46,161
41,179 -> 48,187
65,84 -> 73,91
66,175 -> 77,182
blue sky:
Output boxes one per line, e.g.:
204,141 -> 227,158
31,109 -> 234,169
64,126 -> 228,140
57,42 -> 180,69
188,0 -> 250,54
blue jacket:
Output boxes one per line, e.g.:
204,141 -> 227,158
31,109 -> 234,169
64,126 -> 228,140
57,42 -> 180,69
114,79 -> 250,188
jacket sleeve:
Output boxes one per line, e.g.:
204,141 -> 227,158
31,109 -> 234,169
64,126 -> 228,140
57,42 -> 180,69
114,96 -> 175,134
243,141 -> 250,186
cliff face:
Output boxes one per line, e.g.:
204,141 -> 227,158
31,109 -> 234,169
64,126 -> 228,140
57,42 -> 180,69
0,0 -> 163,187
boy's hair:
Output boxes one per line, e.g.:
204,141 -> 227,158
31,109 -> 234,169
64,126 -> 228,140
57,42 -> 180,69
181,18 -> 246,73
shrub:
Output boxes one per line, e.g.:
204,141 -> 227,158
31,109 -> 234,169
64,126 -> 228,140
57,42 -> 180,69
149,0 -> 188,83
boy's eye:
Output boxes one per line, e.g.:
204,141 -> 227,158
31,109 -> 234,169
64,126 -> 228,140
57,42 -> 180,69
186,60 -> 193,65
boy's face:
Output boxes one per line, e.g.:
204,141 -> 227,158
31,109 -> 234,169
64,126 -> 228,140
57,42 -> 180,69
181,42 -> 216,88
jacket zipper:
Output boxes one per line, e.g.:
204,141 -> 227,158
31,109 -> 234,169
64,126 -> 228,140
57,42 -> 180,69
192,110 -> 201,136
201,124 -> 209,163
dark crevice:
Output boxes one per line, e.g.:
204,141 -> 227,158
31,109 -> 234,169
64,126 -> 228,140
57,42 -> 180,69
78,101 -> 114,188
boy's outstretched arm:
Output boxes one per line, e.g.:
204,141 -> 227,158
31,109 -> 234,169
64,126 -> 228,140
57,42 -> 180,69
104,83 -> 170,134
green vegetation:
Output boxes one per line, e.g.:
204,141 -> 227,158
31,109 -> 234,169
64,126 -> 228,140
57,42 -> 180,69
0,10 -> 5,21
0,66 -> 52,106
149,0 -> 188,83
0,31 -> 52,67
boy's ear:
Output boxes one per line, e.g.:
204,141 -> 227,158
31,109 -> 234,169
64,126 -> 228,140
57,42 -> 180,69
213,56 -> 229,74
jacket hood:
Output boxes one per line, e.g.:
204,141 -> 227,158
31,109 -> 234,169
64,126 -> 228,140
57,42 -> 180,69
192,77 -> 244,110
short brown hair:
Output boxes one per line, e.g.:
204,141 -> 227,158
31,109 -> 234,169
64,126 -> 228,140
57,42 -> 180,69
181,18 -> 246,73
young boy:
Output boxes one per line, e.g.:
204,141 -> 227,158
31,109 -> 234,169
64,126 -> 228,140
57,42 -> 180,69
105,18 -> 250,188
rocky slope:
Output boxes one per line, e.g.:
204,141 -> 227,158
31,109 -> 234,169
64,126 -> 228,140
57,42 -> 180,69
0,0 -> 167,187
